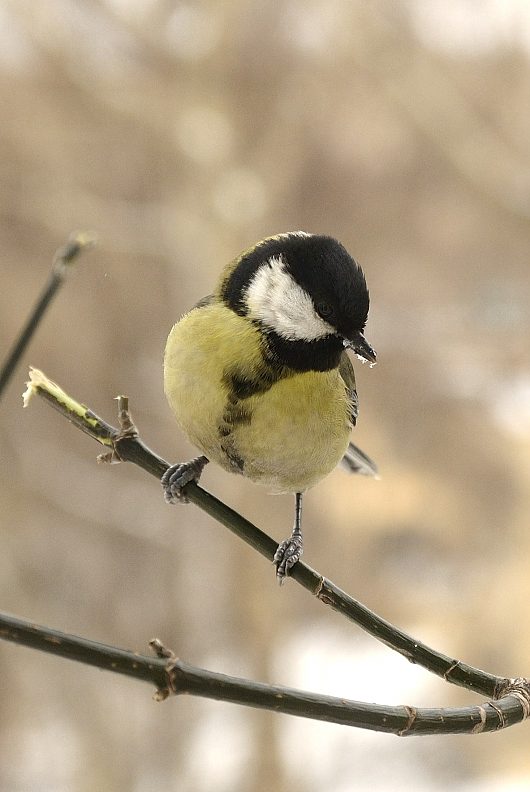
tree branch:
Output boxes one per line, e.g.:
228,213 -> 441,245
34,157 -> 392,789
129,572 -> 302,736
23,368 -> 516,702
1,611 -> 529,736
0,232 -> 95,401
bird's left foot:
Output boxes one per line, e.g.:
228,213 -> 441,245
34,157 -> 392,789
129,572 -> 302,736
161,456 -> 209,504
274,534 -> 303,584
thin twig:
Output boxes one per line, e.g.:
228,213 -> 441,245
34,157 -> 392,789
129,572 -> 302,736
0,611 -> 167,688
1,611 -> 529,736
0,232 -> 96,400
23,368 -> 514,700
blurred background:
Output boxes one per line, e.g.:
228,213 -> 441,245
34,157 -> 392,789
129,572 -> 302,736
1,1 -> 530,790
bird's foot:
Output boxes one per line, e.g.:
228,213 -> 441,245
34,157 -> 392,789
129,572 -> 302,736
161,456 -> 208,504
274,534 -> 303,584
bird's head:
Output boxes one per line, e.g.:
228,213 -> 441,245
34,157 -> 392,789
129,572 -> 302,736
220,232 -> 376,371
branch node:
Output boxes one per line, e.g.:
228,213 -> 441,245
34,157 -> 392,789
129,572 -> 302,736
101,395 -> 141,464
95,396 -> 140,465
153,687 -> 171,702
397,705 -> 417,736
115,395 -> 138,436
472,705 -> 487,734
150,639 -> 179,702
315,577 -> 334,605
487,700 -> 507,729
495,677 -> 530,718
97,450 -> 121,464
443,659 -> 462,681
149,638 -> 175,660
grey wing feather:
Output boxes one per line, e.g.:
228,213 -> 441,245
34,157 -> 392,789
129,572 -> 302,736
340,441 -> 379,477
338,351 -> 358,427
338,352 -> 378,477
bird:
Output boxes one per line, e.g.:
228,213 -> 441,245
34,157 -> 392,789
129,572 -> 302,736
161,232 -> 377,582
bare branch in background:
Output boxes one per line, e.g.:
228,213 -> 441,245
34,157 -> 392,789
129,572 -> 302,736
0,232 -> 95,401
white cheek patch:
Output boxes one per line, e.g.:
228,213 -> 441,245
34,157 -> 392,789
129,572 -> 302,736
244,255 -> 335,341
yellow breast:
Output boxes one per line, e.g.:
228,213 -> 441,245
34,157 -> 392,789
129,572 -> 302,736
164,302 -> 352,493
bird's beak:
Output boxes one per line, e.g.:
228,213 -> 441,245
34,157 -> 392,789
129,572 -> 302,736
343,332 -> 377,366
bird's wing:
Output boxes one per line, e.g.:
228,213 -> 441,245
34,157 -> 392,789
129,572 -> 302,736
338,351 -> 379,477
338,351 -> 358,427
340,441 -> 379,477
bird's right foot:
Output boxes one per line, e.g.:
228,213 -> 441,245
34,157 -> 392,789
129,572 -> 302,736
274,534 -> 303,584
161,456 -> 209,504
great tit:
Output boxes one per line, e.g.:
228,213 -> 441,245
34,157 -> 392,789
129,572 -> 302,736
162,232 -> 377,582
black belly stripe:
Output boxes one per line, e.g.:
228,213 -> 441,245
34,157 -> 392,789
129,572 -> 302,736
218,357 -> 290,472
218,388 -> 252,472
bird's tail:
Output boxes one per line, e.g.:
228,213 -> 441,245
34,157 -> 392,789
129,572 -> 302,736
339,441 -> 379,478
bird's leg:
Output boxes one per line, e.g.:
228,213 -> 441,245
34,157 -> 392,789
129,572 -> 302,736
161,456 -> 209,504
274,491 -> 303,584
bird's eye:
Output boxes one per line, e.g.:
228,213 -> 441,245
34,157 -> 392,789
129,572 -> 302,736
316,301 -> 333,319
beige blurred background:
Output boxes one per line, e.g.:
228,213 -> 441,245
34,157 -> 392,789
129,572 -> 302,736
1,1 -> 530,790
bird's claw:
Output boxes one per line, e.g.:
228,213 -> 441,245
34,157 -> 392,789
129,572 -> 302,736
161,456 -> 208,504
274,535 -> 303,584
